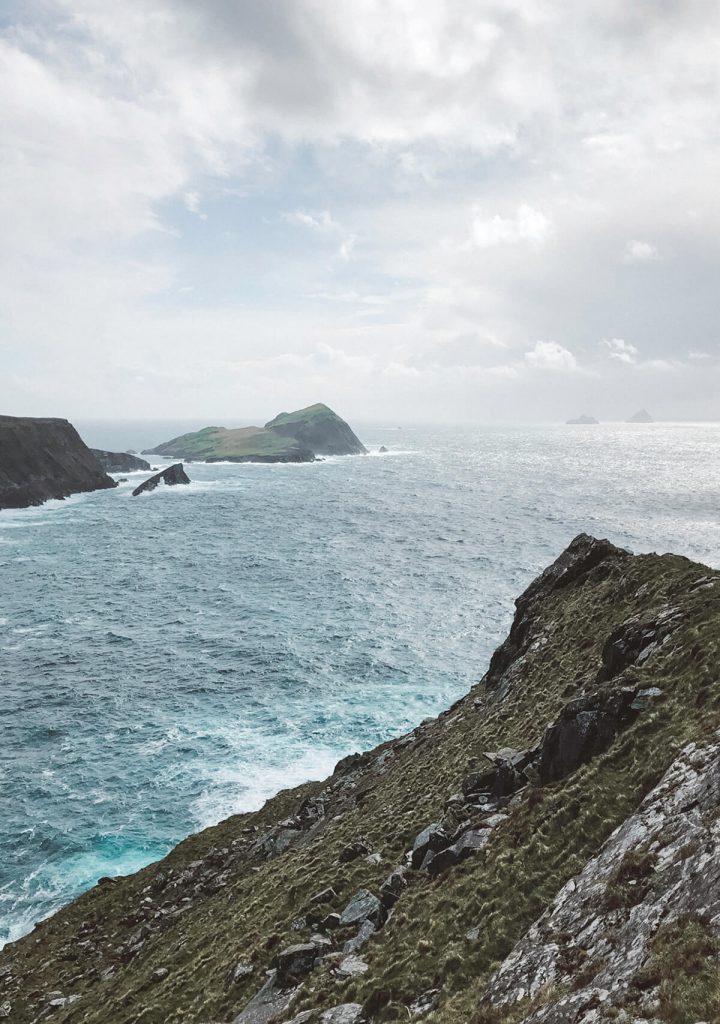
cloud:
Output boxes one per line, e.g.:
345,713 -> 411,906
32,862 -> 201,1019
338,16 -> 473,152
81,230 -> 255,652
282,208 -> 356,260
467,204 -> 553,249
623,239 -> 658,262
602,337 -> 639,364
524,341 -> 578,371
1,1 -> 720,420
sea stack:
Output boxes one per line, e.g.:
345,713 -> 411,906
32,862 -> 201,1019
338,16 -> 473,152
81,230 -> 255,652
0,415 -> 116,511
132,463 -> 191,496
627,408 -> 654,423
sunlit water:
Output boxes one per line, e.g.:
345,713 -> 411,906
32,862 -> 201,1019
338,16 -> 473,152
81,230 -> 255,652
2,422 -> 719,946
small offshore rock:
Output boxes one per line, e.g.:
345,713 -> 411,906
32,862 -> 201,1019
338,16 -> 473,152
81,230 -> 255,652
132,463 -> 190,496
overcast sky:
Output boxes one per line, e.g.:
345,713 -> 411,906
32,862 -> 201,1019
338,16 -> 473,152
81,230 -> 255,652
2,1 -> 719,423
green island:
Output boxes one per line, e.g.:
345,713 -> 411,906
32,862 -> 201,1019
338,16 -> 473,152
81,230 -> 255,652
142,403 -> 367,463
3,535 -> 720,1023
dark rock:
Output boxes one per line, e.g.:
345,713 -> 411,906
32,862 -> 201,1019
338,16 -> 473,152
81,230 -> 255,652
339,838 -> 373,863
0,415 -> 116,510
410,824 -> 450,869
132,463 -> 190,496
426,828 -> 491,877
380,869 -> 407,909
537,688 -> 638,784
320,913 -> 342,931
339,890 -> 382,927
483,535 -> 628,698
90,449 -> 151,473
597,613 -> 677,682
232,971 -> 297,1024
150,967 -> 168,983
275,943 -> 318,986
378,446 -> 388,453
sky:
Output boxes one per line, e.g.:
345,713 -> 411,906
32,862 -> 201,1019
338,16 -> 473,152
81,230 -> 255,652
1,0 -> 719,424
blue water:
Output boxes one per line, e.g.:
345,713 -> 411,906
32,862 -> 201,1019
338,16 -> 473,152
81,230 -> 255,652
2,422 -> 719,946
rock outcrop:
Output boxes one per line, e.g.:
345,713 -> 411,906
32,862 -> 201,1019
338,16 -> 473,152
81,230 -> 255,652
1,537 -> 718,1024
566,414 -> 599,424
132,463 -> 190,496
143,404 -> 366,462
628,408 -> 654,423
0,415 -> 116,510
90,450 -> 151,473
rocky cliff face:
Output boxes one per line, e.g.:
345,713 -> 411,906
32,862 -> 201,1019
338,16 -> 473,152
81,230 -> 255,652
1,536 -> 718,1024
0,416 -> 116,510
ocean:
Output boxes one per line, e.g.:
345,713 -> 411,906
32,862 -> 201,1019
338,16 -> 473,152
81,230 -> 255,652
1,421 -> 719,947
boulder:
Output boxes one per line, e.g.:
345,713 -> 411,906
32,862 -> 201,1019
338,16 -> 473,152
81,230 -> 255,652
320,1005 -> 364,1024
339,889 -> 382,927
132,463 -> 190,496
537,688 -> 637,784
380,869 -> 407,909
232,971 -> 297,1024
275,944 -> 318,987
426,828 -> 491,877
410,824 -> 450,869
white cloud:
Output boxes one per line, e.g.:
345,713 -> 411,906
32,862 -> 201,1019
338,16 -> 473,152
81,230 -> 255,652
2,1 -> 720,419
623,239 -> 658,262
467,204 -> 553,249
602,337 -> 638,364
524,341 -> 578,371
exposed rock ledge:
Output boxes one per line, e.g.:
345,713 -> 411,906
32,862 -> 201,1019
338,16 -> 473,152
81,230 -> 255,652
0,415 -> 116,510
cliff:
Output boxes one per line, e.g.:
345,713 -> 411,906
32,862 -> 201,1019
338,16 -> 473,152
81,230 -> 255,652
90,450 -> 151,473
143,404 -> 366,462
2,536 -> 719,1024
0,416 -> 116,511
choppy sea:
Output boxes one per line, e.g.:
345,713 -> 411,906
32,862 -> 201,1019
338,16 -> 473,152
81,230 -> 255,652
2,421 -> 719,946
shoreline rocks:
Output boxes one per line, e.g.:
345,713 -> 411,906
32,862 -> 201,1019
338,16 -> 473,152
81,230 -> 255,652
132,464 -> 190,496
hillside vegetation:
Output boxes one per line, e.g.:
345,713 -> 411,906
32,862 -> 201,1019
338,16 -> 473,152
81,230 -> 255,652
2,535 -> 719,1024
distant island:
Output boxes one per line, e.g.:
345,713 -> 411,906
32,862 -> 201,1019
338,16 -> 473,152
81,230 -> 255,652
627,408 -> 654,423
566,414 -> 599,425
143,403 -> 366,463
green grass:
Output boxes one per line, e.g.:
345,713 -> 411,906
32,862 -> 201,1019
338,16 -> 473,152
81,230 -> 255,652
2,546 -> 719,1024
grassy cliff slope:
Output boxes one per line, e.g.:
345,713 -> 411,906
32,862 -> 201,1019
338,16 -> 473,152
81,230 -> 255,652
1,536 -> 718,1024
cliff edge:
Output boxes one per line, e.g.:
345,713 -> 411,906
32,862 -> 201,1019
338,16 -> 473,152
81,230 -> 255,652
0,416 -> 116,511
2,536 -> 719,1024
